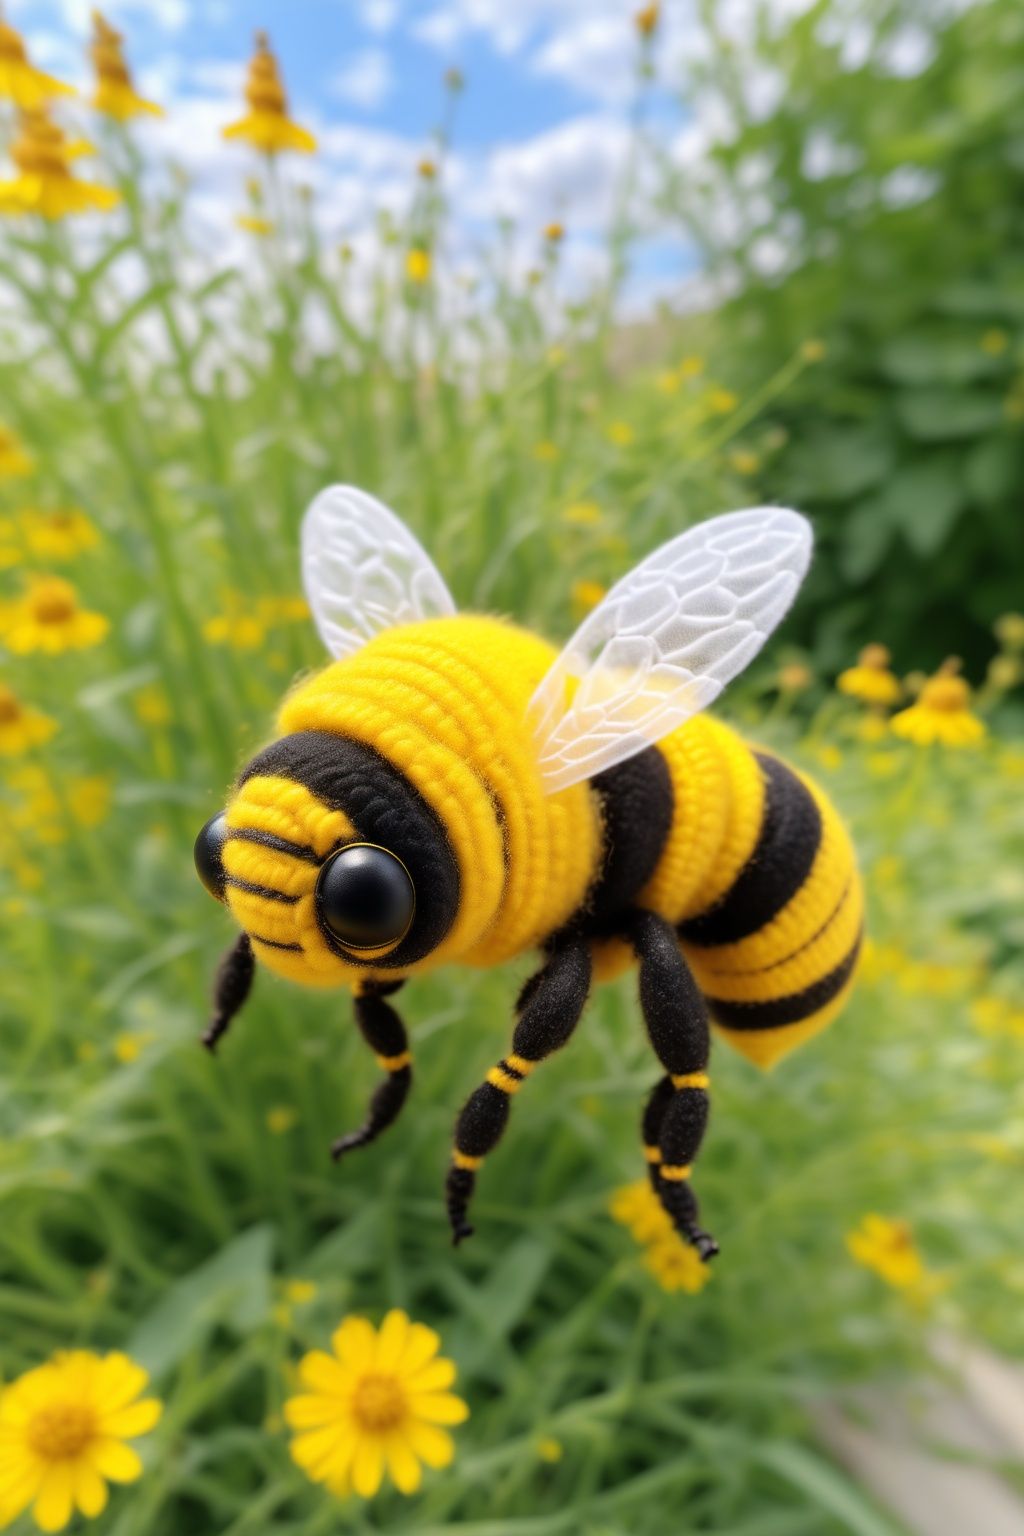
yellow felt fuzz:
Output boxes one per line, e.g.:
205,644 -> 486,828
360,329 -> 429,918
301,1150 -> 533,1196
715,969 -> 860,1069
278,615 -> 601,972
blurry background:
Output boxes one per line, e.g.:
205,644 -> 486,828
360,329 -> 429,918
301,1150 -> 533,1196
1,1 -> 1023,1532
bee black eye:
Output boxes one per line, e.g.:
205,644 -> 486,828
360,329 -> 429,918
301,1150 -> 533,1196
316,844 -> 416,952
194,811 -> 229,901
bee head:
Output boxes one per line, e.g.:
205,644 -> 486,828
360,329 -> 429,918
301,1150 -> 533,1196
194,729 -> 461,987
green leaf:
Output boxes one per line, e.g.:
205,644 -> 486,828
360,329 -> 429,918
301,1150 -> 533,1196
127,1226 -> 274,1378
784,423 -> 896,502
880,456 -> 966,556
880,327 -> 1007,386
839,498 -> 895,583
895,389 -> 1005,441
964,434 -> 1023,505
756,1441 -> 906,1536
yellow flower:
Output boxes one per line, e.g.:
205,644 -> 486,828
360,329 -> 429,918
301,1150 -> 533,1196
0,685 -> 57,756
980,328 -> 1008,356
266,1105 -> 298,1135
405,248 -> 431,285
223,32 -> 316,156
729,447 -> 761,476
891,662 -> 985,747
634,3 -> 660,39
707,387 -> 738,414
856,712 -> 888,743
132,685 -> 171,727
609,1180 -> 671,1245
19,507 -> 100,561
417,158 -> 437,180
0,1349 -> 162,1531
605,420 -> 635,448
801,338 -> 826,363
655,369 -> 680,395
0,106 -> 119,220
837,644 -> 902,706
644,1236 -> 712,1295
235,213 -> 275,236
202,598 -> 265,652
543,221 -> 564,244
1,577 -> 109,655
285,1309 -> 469,1499
0,12 -> 75,108
532,439 -> 559,463
90,11 -> 163,121
562,500 -> 602,527
776,661 -> 812,694
994,612 -> 1024,652
678,355 -> 704,379
845,1213 -> 928,1291
0,425 -> 33,479
570,579 -> 606,618
813,743 -> 843,772
113,1033 -> 146,1064
987,654 -> 1020,692
7,769 -> 112,844
257,595 -> 310,626
535,1436 -> 563,1463
284,1279 -> 318,1307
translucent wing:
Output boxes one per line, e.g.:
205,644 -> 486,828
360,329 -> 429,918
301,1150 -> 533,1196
530,506 -> 812,794
301,484 -> 456,659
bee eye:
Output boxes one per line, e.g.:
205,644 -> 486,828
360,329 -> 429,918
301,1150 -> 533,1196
316,844 -> 416,952
194,811 -> 229,901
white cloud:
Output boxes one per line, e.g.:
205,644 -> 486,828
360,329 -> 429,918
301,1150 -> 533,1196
328,47 -> 395,110
358,0 -> 399,34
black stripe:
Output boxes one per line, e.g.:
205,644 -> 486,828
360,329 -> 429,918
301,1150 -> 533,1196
238,731 -> 460,969
224,875 -> 299,904
581,746 -> 674,935
249,934 -> 304,951
226,827 -> 320,863
705,877 -> 853,979
707,930 -> 862,1031
498,1058 -> 524,1082
679,753 -> 822,948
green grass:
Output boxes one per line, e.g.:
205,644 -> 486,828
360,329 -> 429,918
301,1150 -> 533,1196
2,85 -> 1024,1536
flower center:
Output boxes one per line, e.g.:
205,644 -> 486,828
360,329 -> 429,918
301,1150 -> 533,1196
27,1402 -> 96,1461
351,1372 -> 407,1433
29,580 -> 76,624
0,687 -> 22,723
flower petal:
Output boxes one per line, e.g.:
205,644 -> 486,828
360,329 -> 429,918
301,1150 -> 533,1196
373,1310 -> 410,1372
290,1425 -> 350,1482
405,1421 -> 455,1470
409,1392 -> 469,1426
297,1350 -> 349,1396
92,1354 -> 149,1414
406,1358 -> 455,1393
284,1395 -> 343,1430
33,1466 -> 74,1534
0,1456 -> 44,1521
89,1439 -> 143,1484
385,1431 -> 422,1495
99,1398 -> 162,1439
351,1435 -> 384,1499
330,1317 -> 376,1372
73,1459 -> 108,1519
397,1323 -> 441,1378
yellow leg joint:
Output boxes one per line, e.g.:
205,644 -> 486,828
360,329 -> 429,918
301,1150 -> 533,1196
671,1071 -> 710,1091
452,1149 -> 483,1171
660,1164 -> 693,1181
643,1145 -> 662,1164
375,1050 -> 412,1072
487,1065 -> 525,1094
505,1053 -> 536,1077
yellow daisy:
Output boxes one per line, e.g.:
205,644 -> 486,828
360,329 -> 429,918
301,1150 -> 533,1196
0,12 -> 75,109
644,1235 -> 712,1295
837,643 -> 902,706
90,11 -> 163,121
0,424 -> 33,479
405,248 -> 431,284
0,1349 -> 162,1532
0,684 -> 57,756
845,1213 -> 926,1291
285,1309 -> 468,1499
0,107 -> 119,221
0,577 -> 109,655
18,508 -> 100,562
890,662 -> 985,747
609,1179 -> 672,1245
223,32 -> 316,156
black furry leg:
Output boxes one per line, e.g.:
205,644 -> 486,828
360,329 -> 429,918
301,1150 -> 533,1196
627,908 -> 718,1263
331,979 -> 411,1161
446,935 -> 592,1246
202,933 -> 254,1051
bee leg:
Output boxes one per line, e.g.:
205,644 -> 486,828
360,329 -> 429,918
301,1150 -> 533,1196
330,979 -> 411,1162
201,933 -> 254,1052
446,934 -> 592,1246
627,909 -> 718,1263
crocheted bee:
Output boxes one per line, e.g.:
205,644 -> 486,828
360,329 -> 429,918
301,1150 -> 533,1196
194,488 -> 861,1261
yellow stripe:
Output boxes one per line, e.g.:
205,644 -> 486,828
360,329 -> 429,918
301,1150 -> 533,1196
643,1145 -> 662,1164
452,1150 -> 483,1171
505,1053 -> 536,1076
671,1071 -> 710,1090
660,1164 -> 692,1181
375,1050 -> 412,1072
487,1065 -> 524,1095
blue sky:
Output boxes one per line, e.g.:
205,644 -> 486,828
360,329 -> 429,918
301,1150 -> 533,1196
13,0 -> 710,305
